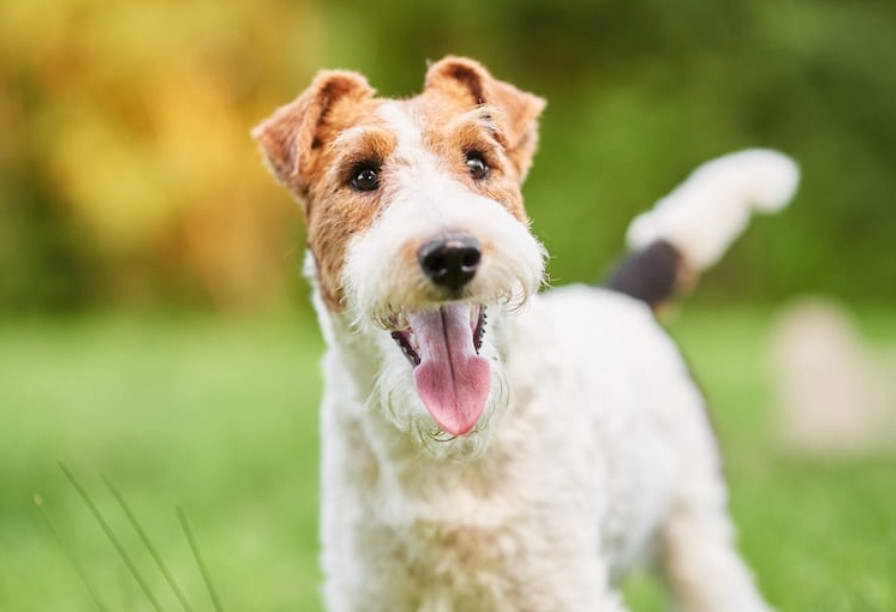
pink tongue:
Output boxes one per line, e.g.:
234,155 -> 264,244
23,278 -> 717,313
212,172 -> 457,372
409,304 -> 491,436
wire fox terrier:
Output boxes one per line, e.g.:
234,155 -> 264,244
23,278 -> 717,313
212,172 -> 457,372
254,56 -> 799,612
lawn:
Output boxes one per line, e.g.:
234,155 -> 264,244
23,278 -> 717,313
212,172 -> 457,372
1,306 -> 893,611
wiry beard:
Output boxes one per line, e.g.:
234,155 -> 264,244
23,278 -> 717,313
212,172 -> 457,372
347,264 -> 539,335
369,339 -> 511,462
341,193 -> 548,336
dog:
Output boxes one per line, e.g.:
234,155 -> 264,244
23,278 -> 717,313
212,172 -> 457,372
253,56 -> 799,612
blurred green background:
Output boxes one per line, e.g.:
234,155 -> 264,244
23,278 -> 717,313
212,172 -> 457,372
1,0 -> 894,610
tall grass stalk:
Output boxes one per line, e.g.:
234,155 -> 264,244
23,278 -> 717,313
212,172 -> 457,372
58,462 -> 165,612
34,493 -> 111,612
103,476 -> 194,612
177,506 -> 224,612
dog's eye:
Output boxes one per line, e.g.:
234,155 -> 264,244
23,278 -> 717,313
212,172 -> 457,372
465,151 -> 490,180
349,164 -> 380,192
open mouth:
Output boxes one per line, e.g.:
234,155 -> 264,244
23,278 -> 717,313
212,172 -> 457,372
391,305 -> 487,366
390,304 -> 490,437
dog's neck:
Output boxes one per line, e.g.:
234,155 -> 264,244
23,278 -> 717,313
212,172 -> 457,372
309,282 -> 533,514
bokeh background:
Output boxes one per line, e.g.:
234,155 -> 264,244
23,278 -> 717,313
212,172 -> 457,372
2,1 -> 894,610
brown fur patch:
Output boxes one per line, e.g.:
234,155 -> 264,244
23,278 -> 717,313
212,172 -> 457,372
252,70 -> 376,193
254,58 -> 545,310
413,97 -> 529,223
424,57 -> 546,180
304,119 -> 397,309
253,72 -> 389,308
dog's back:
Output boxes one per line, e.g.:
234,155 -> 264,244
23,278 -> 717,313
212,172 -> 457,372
518,148 -> 799,605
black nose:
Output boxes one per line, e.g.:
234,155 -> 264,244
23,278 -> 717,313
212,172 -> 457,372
418,234 -> 482,291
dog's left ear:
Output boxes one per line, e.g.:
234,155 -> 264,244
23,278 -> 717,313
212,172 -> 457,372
425,57 -> 546,181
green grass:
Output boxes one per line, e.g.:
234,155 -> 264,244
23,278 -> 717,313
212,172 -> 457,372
1,308 -> 894,611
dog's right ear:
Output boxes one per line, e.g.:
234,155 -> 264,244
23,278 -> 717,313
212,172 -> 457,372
252,71 -> 375,190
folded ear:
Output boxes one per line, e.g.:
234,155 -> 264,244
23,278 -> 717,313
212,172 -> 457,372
425,56 -> 546,180
252,70 -> 374,189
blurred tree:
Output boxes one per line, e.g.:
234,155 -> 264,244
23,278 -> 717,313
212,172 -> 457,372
0,0 -> 322,310
1,0 -> 894,312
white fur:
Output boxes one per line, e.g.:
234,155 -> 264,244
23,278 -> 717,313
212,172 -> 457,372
627,149 -> 799,269
311,134 -> 776,611
315,288 -> 772,611
340,103 -> 545,459
343,102 -> 545,332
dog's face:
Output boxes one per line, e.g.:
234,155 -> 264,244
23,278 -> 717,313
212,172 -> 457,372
254,57 -> 546,457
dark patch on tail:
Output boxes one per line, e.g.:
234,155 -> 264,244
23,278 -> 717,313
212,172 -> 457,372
605,239 -> 682,308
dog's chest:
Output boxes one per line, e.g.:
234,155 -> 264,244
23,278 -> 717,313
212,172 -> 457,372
351,492 -> 605,612
322,418 -> 673,612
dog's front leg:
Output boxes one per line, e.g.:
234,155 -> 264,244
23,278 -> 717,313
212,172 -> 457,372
412,588 -> 629,612
659,507 -> 773,612
407,555 -> 630,612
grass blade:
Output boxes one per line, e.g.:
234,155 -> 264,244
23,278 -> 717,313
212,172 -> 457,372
58,462 -> 165,612
34,493 -> 111,612
177,507 -> 224,612
103,476 -> 194,612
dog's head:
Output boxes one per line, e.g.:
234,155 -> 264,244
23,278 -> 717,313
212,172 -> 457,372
254,57 -> 546,457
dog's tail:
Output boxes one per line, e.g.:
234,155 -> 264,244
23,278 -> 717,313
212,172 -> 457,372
607,149 -> 800,309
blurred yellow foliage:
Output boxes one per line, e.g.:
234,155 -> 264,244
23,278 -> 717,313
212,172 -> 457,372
1,0 -> 322,308
2,0 -> 895,309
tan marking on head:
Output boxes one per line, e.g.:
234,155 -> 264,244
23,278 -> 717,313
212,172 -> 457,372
253,72 -> 395,309
252,70 -> 375,193
304,121 -> 398,310
424,56 -> 546,180
412,98 -> 529,223
253,58 -> 545,311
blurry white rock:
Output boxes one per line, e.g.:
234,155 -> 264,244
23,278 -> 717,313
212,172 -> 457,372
769,298 -> 895,454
